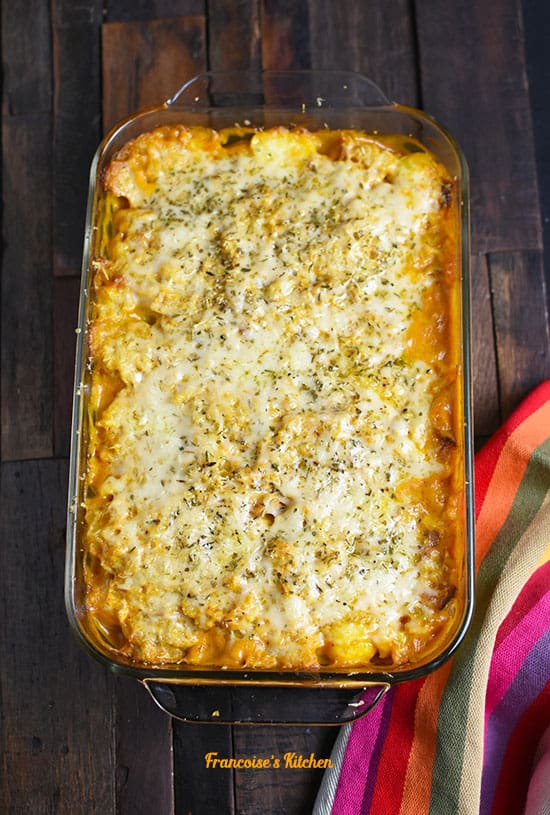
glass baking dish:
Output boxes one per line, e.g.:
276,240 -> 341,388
65,70 -> 474,725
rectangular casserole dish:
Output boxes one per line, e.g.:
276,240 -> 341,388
65,71 -> 474,725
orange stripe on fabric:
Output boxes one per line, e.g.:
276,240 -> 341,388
475,401 -> 550,570
369,680 -> 420,815
398,662 -> 452,815
474,381 -> 550,512
475,432 -> 512,517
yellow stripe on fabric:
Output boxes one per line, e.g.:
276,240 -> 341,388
538,542 -> 550,567
457,487 -> 550,813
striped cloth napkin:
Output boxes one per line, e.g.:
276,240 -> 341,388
314,380 -> 550,815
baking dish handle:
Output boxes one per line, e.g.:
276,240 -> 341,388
141,679 -> 391,726
166,70 -> 391,110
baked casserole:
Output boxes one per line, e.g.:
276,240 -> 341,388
82,124 -> 464,672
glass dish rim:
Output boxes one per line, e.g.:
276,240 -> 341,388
64,69 -> 475,698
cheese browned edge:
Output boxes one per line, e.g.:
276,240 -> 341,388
82,125 -> 464,671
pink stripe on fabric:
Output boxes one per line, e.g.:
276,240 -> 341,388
494,561 -> 550,648
360,692 -> 396,814
331,690 -> 392,815
485,589 -> 550,721
480,638 -> 550,815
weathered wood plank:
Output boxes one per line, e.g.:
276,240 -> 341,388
115,677 -> 174,815
308,0 -> 418,107
471,254 -> 500,436
1,0 -> 52,115
0,460 -> 115,814
53,277 -> 81,458
233,725 -> 336,815
260,0 -> 311,70
52,2 -> 103,276
488,249 -> 550,418
207,0 -> 261,72
523,0 -> 550,316
101,16 -> 207,133
173,722 -> 235,814
105,0 -> 205,21
51,0 -> 103,25
2,115 -> 54,461
415,0 -> 542,254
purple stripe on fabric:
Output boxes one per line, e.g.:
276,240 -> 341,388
332,688 -> 395,815
486,589 -> 550,720
480,630 -> 550,815
360,690 -> 395,814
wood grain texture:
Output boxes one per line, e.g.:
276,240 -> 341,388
173,722 -> 235,815
308,0 -> 418,107
415,0 -> 542,254
105,0 -> 205,21
488,250 -> 550,419
115,677 -> 174,815
1,0 -> 52,115
52,2 -> 103,276
51,0 -> 103,25
523,0 -> 550,316
101,16 -> 207,134
0,460 -> 115,814
2,115 -> 54,461
53,277 -> 81,458
471,253 -> 500,436
233,725 -> 336,815
260,0 -> 311,70
207,0 -> 261,71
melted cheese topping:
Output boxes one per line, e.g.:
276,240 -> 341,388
84,126 -> 463,670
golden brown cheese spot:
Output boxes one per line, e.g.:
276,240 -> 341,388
83,125 -> 463,670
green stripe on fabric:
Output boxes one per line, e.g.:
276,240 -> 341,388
428,438 -> 550,815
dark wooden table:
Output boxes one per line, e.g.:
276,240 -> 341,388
2,2 -> 549,813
